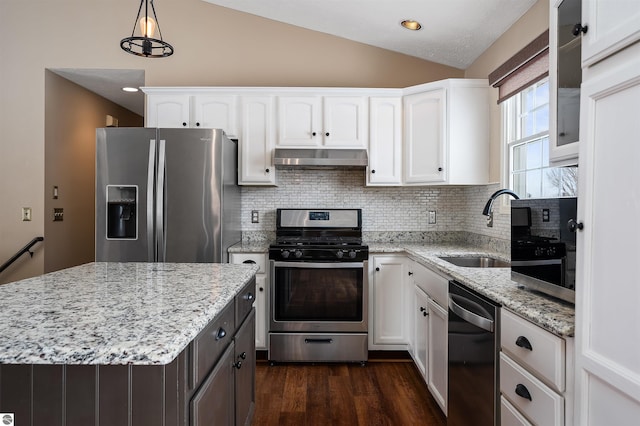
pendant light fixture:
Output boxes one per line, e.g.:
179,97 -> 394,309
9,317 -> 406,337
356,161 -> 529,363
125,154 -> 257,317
120,0 -> 174,58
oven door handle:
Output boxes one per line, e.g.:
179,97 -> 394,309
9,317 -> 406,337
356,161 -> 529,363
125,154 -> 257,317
511,259 -> 563,267
273,261 -> 364,269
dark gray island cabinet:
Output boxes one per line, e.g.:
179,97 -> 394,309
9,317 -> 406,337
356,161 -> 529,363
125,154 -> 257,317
0,262 -> 258,426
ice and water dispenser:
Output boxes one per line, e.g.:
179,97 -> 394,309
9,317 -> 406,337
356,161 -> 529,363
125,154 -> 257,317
106,185 -> 137,239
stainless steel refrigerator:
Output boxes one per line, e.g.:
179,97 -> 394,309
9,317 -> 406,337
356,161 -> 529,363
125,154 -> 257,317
95,128 -> 240,263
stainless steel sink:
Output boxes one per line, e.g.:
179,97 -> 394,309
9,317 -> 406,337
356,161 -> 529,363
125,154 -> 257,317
438,256 -> 510,268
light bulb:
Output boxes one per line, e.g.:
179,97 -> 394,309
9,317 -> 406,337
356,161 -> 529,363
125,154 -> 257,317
139,16 -> 156,38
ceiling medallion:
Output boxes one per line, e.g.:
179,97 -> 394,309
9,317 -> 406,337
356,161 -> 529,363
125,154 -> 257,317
120,0 -> 174,58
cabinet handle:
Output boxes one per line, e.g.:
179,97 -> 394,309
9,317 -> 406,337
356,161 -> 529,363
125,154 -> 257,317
242,260 -> 256,264
182,122 -> 187,127
408,271 -> 413,276
420,306 -> 426,312
568,219 -> 584,232
259,287 -> 264,292
438,167 -> 443,172
233,360 -> 243,369
196,122 -> 201,127
312,132 -> 317,136
371,169 -> 376,174
423,311 -> 428,317
239,351 -> 247,360
325,132 -> 330,137
245,292 -> 254,301
265,168 -> 270,173
375,267 -> 380,272
572,23 -> 588,36
515,384 -> 532,401
515,335 -> 533,351
215,328 -> 226,341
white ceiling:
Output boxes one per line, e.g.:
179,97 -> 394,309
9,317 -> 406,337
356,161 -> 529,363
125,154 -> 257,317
53,0 -> 537,116
202,0 -> 538,69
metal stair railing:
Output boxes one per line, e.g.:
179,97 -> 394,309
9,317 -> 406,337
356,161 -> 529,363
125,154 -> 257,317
0,236 -> 44,275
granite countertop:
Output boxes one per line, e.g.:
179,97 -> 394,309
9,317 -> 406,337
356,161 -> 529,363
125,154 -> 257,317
229,241 -> 271,253
0,262 -> 259,365
368,242 -> 575,337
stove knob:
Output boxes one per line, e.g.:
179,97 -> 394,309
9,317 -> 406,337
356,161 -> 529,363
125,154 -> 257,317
348,250 -> 357,259
294,250 -> 303,259
336,251 -> 344,259
281,250 -> 290,259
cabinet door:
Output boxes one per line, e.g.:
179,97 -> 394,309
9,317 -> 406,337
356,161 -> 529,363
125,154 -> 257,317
427,298 -> 448,414
582,0 -> 640,67
239,96 -> 276,185
575,47 -> 640,424
146,94 -> 190,128
277,96 -> 321,147
234,310 -> 256,426
371,255 -> 410,346
193,95 -> 238,137
403,90 -> 446,184
413,286 -> 429,378
190,342 -> 234,426
367,97 -> 402,185
323,96 -> 368,148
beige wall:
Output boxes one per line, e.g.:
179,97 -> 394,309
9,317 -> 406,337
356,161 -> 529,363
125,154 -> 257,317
465,0 -> 550,183
43,71 -> 143,276
0,0 -> 462,282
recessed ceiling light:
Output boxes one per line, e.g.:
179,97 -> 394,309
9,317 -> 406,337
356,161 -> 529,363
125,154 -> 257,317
122,87 -> 139,92
401,20 -> 422,31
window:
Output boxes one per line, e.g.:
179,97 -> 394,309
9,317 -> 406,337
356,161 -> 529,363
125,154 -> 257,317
503,79 -> 577,198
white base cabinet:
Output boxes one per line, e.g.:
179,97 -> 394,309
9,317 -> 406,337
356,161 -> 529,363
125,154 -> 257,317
369,255 -> 411,349
229,253 -> 269,350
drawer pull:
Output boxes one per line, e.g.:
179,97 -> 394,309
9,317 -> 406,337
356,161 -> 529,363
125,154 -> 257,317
239,351 -> 247,360
242,260 -> 256,264
215,328 -> 227,341
304,338 -> 333,344
234,360 -> 243,369
515,383 -> 532,401
516,335 -> 533,351
245,292 -> 254,301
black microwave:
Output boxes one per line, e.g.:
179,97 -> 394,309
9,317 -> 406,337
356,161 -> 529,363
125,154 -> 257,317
511,197 -> 577,304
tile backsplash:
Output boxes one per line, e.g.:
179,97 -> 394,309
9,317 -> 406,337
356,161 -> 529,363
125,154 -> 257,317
240,169 -> 512,252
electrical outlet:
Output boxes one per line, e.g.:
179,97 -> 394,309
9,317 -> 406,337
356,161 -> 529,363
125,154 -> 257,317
428,210 -> 437,224
542,208 -> 550,222
22,207 -> 32,221
251,210 -> 259,223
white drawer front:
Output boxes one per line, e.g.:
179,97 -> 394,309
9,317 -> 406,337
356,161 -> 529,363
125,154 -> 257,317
412,262 -> 448,308
501,395 -> 533,426
501,309 -> 565,392
500,353 -> 564,426
230,253 -> 267,273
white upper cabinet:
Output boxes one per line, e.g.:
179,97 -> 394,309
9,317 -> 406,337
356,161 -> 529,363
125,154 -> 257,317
146,94 -> 190,128
581,0 -> 640,67
367,97 -> 403,186
143,89 -> 238,137
549,0 -> 583,165
239,96 -> 276,186
277,95 -> 368,148
403,79 -> 490,185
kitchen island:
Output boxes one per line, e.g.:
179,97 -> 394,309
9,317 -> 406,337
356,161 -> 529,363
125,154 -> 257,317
0,262 -> 259,426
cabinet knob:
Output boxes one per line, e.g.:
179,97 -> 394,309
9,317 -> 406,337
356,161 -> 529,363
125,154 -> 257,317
572,23 -> 588,36
259,287 -> 264,292
375,267 -> 380,272
515,384 -> 532,401
245,292 -> 254,301
182,122 -> 187,127
515,335 -> 533,351
408,271 -> 413,276
568,219 -> 584,232
265,168 -> 270,173
423,311 -> 428,317
371,169 -> 376,174
420,306 -> 426,312
233,360 -> 243,369
215,328 -> 226,341
312,132 -> 317,136
239,351 -> 247,360
196,122 -> 201,127
325,132 -> 330,137
438,167 -> 443,172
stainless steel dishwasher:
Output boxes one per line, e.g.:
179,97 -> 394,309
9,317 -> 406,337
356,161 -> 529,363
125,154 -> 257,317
447,280 -> 500,426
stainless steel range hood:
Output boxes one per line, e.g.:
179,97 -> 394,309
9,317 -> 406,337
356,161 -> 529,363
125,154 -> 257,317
273,148 -> 368,168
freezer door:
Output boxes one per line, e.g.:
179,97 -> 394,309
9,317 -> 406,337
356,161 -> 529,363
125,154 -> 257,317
96,128 -> 157,262
158,128 -> 226,262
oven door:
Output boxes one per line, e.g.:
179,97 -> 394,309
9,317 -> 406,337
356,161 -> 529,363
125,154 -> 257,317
270,260 -> 368,332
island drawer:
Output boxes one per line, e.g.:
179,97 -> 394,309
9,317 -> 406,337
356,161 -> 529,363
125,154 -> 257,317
501,309 -> 565,392
500,352 -> 564,426
192,302 -> 235,388
236,277 -> 256,326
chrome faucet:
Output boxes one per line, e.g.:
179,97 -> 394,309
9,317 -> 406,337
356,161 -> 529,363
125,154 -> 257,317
482,189 -> 520,227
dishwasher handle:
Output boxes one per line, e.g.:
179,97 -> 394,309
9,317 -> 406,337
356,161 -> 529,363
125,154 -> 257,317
449,294 -> 495,332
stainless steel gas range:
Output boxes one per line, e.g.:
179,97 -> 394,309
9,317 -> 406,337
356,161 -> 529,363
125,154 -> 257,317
268,208 -> 369,363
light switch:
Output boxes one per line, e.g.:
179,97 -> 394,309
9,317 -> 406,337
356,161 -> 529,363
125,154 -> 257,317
53,208 -> 64,222
22,207 -> 32,221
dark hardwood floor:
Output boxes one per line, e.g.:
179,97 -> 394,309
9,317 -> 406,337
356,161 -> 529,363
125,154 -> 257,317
253,359 -> 447,426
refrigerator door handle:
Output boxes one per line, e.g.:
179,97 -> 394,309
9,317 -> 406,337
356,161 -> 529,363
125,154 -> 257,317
147,139 -> 156,261
157,139 -> 166,262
